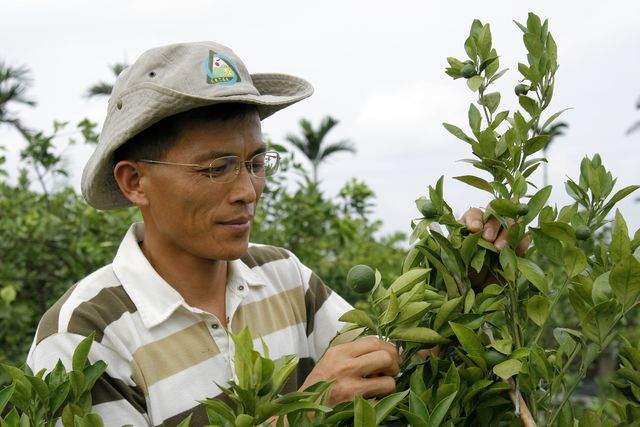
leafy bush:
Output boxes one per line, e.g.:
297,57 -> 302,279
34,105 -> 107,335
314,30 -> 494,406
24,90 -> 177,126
339,12 -> 640,426
0,334 -> 107,427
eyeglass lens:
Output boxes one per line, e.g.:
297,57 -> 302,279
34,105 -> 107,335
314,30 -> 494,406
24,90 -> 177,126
208,152 -> 279,181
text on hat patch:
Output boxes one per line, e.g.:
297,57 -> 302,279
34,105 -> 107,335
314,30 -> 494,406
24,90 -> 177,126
203,50 -> 241,86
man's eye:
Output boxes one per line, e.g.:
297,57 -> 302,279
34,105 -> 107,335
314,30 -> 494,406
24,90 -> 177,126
209,165 -> 229,176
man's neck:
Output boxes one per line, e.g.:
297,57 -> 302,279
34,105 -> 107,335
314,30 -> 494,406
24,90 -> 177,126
139,238 -> 229,323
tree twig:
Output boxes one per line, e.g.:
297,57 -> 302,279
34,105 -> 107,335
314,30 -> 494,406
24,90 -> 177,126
482,323 -> 537,427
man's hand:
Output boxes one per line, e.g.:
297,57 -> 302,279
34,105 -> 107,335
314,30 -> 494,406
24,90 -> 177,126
300,336 -> 401,407
460,207 -> 529,255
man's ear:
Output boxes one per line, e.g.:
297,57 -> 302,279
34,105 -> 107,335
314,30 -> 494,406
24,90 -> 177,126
113,160 -> 149,207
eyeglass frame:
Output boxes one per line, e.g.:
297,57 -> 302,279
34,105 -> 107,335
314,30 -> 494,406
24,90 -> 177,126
135,150 -> 281,183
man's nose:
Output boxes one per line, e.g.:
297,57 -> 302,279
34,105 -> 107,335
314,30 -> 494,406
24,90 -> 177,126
228,164 -> 258,203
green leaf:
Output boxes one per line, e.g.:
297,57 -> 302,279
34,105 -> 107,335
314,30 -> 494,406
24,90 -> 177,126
429,231 -> 465,278
467,75 -> 484,92
26,375 -> 49,403
449,322 -> 483,357
610,255 -> 640,310
540,221 -> 576,245
0,384 -> 15,414
490,199 -> 518,218
50,382 -> 71,414
592,272 -> 612,305
610,210 -> 631,264
477,24 -> 492,58
464,34 -> 478,59
374,390 -> 409,425
470,248 -> 486,273
395,301 -> 431,325
540,108 -> 572,132
398,408 -> 429,427
443,123 -> 475,144
529,344 -> 551,383
582,300 -> 621,346
517,257 -> 549,294
564,246 -> 588,278
499,248 -> 517,282
523,135 -> 550,156
387,268 -> 430,296
72,334 -> 95,372
521,185 -> 552,225
429,391 -> 458,427
480,92 -> 501,115
380,292 -> 400,326
531,228 -> 563,264
202,398 -> 236,422
453,175 -> 494,195
468,103 -> 482,133
79,413 -> 104,427
434,296 -> 463,331
460,232 -> 482,266
353,395 -> 376,427
389,327 -> 448,345
492,359 -> 522,380
490,110 -> 509,130
599,185 -> 640,220
175,413 -> 193,427
527,295 -> 551,327
519,95 -> 538,118
234,414 -> 254,427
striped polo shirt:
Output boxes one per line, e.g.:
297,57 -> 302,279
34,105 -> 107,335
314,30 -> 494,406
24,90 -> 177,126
27,223 -> 352,426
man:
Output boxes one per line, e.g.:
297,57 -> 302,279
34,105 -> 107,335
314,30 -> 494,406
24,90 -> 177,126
27,41 -> 506,426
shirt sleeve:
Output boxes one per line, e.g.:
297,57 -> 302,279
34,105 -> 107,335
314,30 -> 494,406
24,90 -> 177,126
27,332 -> 150,426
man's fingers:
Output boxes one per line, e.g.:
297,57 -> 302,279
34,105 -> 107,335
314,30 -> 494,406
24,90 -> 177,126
346,337 -> 400,363
494,228 -> 509,251
516,234 -> 531,256
355,350 -> 401,378
359,375 -> 397,399
482,216 -> 501,242
461,207 -> 484,232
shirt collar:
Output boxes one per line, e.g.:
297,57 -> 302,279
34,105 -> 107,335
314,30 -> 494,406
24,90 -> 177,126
112,222 -> 266,329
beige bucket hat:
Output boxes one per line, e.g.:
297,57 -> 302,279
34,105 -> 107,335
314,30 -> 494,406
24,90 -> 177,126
81,41 -> 313,210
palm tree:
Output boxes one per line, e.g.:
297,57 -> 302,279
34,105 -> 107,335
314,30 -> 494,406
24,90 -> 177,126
86,62 -> 128,97
285,116 -> 356,183
0,61 -> 36,138
540,121 -> 568,187
627,95 -> 640,135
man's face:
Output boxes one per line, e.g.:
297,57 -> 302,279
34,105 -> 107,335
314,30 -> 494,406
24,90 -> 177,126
139,112 -> 264,261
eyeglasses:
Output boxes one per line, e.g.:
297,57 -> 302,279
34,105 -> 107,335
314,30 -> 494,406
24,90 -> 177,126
137,151 -> 280,183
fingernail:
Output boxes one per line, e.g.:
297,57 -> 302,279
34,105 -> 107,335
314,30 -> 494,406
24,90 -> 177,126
472,220 -> 483,230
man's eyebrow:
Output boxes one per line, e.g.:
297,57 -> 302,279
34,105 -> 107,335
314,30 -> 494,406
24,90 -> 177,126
193,144 -> 267,163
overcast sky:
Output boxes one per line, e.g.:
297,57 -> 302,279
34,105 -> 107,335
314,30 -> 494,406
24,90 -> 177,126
2,1 -> 639,238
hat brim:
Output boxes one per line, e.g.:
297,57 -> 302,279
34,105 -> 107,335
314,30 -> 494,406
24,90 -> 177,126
81,73 -> 312,210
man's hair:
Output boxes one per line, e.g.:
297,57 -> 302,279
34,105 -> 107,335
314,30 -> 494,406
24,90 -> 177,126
113,103 -> 259,164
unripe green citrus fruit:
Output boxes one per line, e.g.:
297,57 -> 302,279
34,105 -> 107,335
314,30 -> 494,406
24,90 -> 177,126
347,264 -> 376,294
575,225 -> 591,241
515,84 -> 529,96
517,203 -> 529,216
420,200 -> 438,218
460,63 -> 476,79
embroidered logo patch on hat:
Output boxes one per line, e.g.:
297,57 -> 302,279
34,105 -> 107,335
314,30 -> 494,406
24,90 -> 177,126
203,50 -> 240,85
